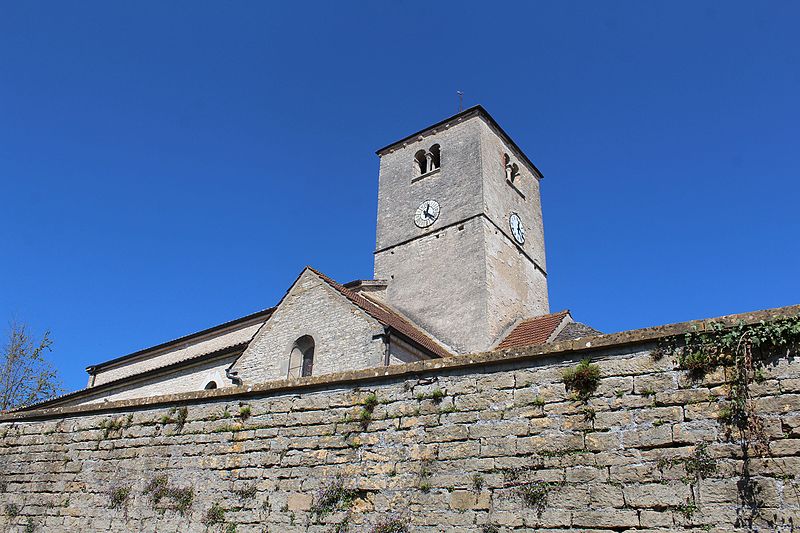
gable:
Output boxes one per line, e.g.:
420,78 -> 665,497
230,269 -> 387,384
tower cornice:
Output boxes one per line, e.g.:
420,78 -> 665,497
375,105 -> 544,180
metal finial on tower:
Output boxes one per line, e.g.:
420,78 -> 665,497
457,91 -> 464,112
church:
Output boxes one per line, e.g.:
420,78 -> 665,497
40,106 -> 599,408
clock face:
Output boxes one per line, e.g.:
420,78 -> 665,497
414,200 -> 440,228
509,212 -> 525,244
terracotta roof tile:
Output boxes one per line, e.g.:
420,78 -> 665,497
308,267 -> 453,359
496,310 -> 570,350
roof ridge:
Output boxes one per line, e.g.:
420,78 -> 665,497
518,309 -> 570,323
87,308 -> 273,373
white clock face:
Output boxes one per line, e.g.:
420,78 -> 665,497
509,212 -> 525,244
414,200 -> 440,228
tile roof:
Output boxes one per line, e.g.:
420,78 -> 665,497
307,267 -> 453,359
496,310 -> 571,350
87,307 -> 274,373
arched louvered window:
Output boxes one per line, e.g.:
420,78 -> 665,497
288,335 -> 315,378
428,144 -> 441,170
414,149 -> 428,175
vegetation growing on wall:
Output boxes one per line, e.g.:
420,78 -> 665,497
358,393 -> 378,430
310,476 -> 356,521
370,515 -> 409,533
203,502 -> 225,526
158,406 -> 189,432
108,486 -> 131,510
562,358 -> 601,401
143,475 -> 194,515
660,315 -> 800,528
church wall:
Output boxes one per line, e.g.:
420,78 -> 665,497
230,271 -> 387,384
375,215 -> 489,354
66,355 -> 238,406
3,322 -> 799,532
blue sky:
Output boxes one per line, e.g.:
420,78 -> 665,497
1,1 -> 798,392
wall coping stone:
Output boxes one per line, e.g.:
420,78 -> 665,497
2,302 -> 798,423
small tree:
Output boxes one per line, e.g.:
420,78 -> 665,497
0,322 -> 60,411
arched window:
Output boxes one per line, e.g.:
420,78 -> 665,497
204,381 -> 218,390
288,335 -> 315,378
414,150 -> 428,175
504,153 -> 519,183
428,144 -> 441,170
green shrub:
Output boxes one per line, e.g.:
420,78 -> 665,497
562,359 -> 601,401
358,393 -> 379,429
204,502 -> 225,525
108,486 -> 131,510
430,389 -> 445,404
362,393 -> 378,410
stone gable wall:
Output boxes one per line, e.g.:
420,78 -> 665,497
2,334 -> 800,532
231,270 -> 387,384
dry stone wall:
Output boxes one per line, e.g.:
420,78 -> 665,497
2,322 -> 800,532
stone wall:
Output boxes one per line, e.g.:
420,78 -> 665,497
2,308 -> 800,532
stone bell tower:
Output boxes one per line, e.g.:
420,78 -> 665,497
373,106 -> 549,354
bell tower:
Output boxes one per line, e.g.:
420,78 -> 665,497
373,106 -> 549,354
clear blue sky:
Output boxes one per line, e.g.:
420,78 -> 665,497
1,2 -> 798,392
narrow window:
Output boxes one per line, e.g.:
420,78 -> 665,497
204,381 -> 218,390
288,335 -> 315,378
414,150 -> 428,175
428,144 -> 441,170
504,153 -> 519,182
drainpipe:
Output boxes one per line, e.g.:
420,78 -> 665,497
383,327 -> 391,367
226,367 -> 242,386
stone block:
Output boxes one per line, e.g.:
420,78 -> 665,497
286,492 -> 312,511
622,424 -> 673,449
572,509 -> 640,528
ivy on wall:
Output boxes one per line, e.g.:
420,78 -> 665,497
656,315 -> 800,528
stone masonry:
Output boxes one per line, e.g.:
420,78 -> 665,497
2,306 -> 799,532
